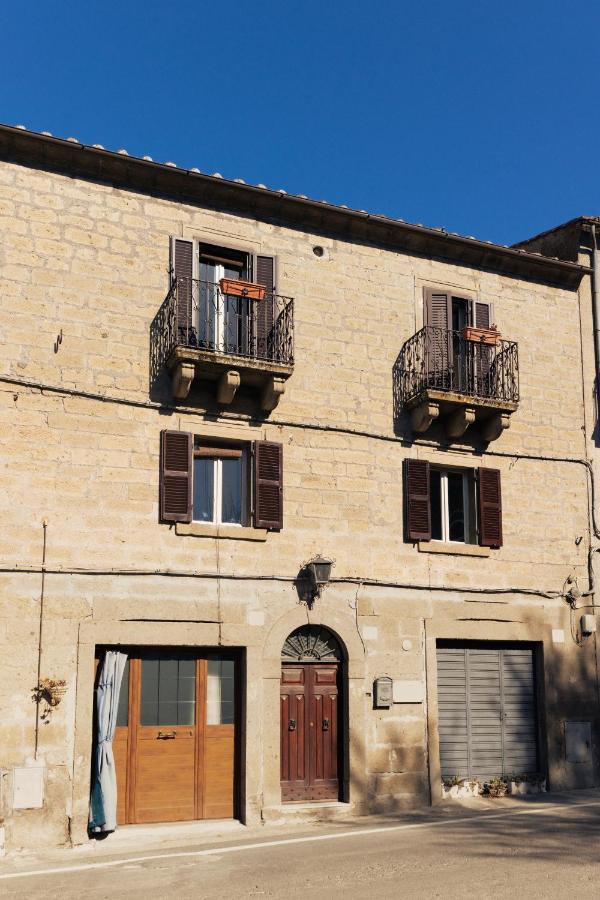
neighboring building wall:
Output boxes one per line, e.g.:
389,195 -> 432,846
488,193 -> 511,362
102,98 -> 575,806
0,156 -> 598,851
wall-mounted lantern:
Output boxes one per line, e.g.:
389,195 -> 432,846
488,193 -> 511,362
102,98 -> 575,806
297,555 -> 334,607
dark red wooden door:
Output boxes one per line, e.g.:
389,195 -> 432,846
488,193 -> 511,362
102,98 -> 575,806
280,663 -> 340,801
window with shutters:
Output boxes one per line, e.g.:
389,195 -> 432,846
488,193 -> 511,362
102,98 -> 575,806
430,467 -> 477,544
160,430 -> 283,533
193,442 -> 248,526
404,459 -> 502,548
150,239 -> 294,408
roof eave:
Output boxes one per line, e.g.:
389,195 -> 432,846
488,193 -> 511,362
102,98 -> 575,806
0,124 -> 588,290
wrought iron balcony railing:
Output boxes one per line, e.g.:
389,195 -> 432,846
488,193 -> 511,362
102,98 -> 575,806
150,277 -> 294,384
396,325 -> 519,408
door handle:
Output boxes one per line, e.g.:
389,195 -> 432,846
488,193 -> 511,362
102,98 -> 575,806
323,718 -> 329,731
157,730 -> 176,739
289,719 -> 296,731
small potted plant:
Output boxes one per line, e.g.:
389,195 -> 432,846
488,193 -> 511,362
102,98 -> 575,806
442,776 -> 481,799
219,278 -> 266,301
485,777 -> 509,798
462,322 -> 501,346
508,773 -> 547,795
32,678 -> 67,722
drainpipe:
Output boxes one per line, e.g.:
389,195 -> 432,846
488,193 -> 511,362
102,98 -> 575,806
591,224 -> 600,402
588,226 -> 600,558
34,519 -> 48,760
587,228 -> 600,723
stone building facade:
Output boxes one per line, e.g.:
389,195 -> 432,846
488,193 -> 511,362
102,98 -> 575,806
0,124 -> 598,852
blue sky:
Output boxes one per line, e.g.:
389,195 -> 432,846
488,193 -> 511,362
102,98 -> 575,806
2,1 -> 597,245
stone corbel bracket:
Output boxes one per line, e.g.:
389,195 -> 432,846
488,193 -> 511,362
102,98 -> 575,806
217,370 -> 240,405
445,407 -> 476,440
172,362 -> 195,400
411,401 -> 439,433
482,412 -> 511,442
261,376 -> 286,412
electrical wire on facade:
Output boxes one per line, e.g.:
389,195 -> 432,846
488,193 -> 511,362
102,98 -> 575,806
0,372 -> 592,606
0,562 -> 564,601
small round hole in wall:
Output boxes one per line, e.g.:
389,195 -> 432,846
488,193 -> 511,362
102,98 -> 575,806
313,245 -> 324,257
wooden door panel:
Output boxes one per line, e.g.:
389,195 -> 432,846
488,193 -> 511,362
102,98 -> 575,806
203,726 -> 235,818
280,691 -> 307,797
281,666 -> 305,685
134,727 -> 195,823
309,667 -> 339,799
113,727 -> 129,826
312,691 -> 325,781
280,665 -> 308,800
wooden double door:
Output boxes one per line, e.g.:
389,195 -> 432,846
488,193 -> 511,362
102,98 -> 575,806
280,663 -> 341,801
103,649 -> 238,825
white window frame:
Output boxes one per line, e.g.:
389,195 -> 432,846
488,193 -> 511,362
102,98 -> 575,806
198,251 -> 248,353
192,451 -> 247,527
214,262 -> 227,353
432,468 -> 473,544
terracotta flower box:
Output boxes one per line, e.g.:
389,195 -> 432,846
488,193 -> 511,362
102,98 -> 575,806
462,325 -> 501,346
219,278 -> 266,301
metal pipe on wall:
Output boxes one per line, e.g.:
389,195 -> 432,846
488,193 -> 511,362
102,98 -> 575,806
590,224 -> 600,402
34,519 -> 48,760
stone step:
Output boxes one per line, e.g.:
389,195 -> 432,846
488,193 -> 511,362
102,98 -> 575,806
261,801 -> 359,826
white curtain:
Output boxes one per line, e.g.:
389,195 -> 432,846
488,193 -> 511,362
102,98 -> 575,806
89,649 -> 127,833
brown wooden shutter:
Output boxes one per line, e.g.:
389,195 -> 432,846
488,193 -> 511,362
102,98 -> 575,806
424,289 -> 452,386
473,301 -> 491,329
478,467 -> 502,547
255,255 -> 275,360
404,458 -> 431,541
253,440 -> 283,529
160,430 -> 193,523
171,238 -> 194,338
473,301 -> 493,395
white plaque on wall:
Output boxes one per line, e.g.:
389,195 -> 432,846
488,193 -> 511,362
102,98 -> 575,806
392,680 -> 424,703
12,766 -> 45,809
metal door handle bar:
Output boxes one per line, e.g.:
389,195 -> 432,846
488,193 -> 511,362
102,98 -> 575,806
289,719 -> 296,731
323,718 -> 329,731
157,731 -> 177,739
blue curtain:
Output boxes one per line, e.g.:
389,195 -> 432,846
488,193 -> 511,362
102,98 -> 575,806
89,650 -> 127,833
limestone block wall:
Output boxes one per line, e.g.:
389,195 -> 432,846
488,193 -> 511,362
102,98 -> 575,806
0,157 -> 597,849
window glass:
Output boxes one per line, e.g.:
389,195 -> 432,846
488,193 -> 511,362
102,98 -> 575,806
221,457 -> 243,524
116,657 -> 129,728
447,472 -> 466,542
199,260 -> 217,347
206,658 -> 235,725
140,656 -> 196,726
193,457 -> 214,522
430,469 -> 442,541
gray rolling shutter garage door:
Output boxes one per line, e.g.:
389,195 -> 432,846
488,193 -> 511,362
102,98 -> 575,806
437,643 -> 539,781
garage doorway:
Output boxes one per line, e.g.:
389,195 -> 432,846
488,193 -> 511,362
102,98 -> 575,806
94,648 -> 240,825
436,641 -> 541,781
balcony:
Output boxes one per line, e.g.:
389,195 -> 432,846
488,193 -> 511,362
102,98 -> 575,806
150,277 -> 294,409
394,326 -> 519,441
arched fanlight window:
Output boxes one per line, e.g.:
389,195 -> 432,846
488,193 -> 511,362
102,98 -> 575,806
282,625 -> 343,662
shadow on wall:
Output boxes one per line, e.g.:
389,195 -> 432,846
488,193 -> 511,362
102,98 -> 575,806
341,610 -> 600,822
345,720 -> 429,816
391,352 -> 487,452
540,611 -> 600,792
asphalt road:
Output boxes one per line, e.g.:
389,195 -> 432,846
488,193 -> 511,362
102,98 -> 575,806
2,794 -> 600,899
